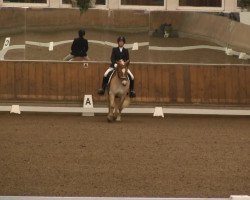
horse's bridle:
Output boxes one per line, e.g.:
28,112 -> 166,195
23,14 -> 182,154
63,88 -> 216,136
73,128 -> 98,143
116,62 -> 128,80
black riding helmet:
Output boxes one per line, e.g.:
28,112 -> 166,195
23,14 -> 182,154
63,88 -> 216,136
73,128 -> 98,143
117,36 -> 126,43
78,29 -> 85,38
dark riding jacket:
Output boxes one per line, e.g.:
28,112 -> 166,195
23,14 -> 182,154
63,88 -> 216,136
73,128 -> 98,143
71,37 -> 88,57
110,47 -> 129,68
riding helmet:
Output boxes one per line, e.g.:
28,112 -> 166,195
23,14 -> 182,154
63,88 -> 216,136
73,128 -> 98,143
117,36 -> 126,43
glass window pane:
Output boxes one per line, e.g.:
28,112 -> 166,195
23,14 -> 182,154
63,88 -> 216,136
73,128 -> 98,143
62,0 -> 105,5
96,0 -> 105,5
237,0 -> 250,9
62,0 -> 70,4
3,0 -> 46,2
121,0 -> 164,6
179,0 -> 222,7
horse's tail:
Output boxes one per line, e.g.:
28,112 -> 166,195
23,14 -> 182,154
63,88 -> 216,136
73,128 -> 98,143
122,95 -> 130,108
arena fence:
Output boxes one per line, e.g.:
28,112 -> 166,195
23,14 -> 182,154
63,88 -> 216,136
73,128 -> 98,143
0,61 -> 250,106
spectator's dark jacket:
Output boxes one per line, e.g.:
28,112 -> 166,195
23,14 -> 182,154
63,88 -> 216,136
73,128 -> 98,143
71,37 -> 88,57
110,47 -> 129,68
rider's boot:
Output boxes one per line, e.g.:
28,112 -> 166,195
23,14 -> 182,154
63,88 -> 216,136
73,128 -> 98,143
98,76 -> 108,95
129,79 -> 136,98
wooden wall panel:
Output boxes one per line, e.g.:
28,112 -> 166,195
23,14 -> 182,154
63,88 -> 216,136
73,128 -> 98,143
217,66 -> 226,104
246,67 -> 250,103
208,66 -> 219,104
175,65 -> 185,103
169,65 -> 177,103
132,64 -> 142,103
154,65 -> 163,103
0,63 -> 10,98
160,65 -> 170,103
0,61 -> 250,106
140,64 -> 149,102
148,64 -> 157,102
238,66 -> 247,104
56,63 -> 65,101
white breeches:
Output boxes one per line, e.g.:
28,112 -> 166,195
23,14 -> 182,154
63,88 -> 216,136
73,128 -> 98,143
127,69 -> 134,80
104,67 -> 134,80
104,67 -> 114,77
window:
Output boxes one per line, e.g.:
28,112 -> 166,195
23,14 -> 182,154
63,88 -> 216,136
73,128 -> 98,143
3,0 -> 46,2
62,0 -> 70,4
121,0 -> 164,6
237,0 -> 250,9
179,0 -> 222,7
96,0 -> 105,5
62,0 -> 106,6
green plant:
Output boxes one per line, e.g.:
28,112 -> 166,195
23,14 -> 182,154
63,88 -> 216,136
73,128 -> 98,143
238,0 -> 250,10
77,0 -> 91,13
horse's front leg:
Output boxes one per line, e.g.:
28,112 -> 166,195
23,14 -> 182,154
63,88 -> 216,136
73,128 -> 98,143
107,93 -> 115,122
113,102 -> 118,121
116,95 -> 126,122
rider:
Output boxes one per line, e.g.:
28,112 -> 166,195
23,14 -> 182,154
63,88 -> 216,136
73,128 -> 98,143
63,29 -> 89,61
97,36 -> 136,98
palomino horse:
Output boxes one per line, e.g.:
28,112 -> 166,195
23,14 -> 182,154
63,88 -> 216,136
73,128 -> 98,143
107,60 -> 130,122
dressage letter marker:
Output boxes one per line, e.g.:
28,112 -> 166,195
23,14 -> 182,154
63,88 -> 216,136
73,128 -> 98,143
10,105 -> 21,114
239,52 -> 247,60
230,195 -> 250,200
153,107 -> 164,118
83,63 -> 88,68
132,42 -> 139,51
82,95 -> 94,116
2,37 -> 10,50
49,42 -> 54,51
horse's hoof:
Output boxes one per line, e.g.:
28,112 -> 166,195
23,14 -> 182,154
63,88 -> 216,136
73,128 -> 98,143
116,116 -> 121,122
107,116 -> 113,122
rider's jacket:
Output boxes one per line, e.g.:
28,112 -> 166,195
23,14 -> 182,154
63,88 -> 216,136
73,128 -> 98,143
110,47 -> 129,68
71,37 -> 88,57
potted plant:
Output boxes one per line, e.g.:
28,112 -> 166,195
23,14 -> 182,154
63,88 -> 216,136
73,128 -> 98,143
238,0 -> 250,11
74,0 -> 96,13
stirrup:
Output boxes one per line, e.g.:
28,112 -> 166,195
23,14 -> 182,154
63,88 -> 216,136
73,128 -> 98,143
129,90 -> 136,98
98,88 -> 105,95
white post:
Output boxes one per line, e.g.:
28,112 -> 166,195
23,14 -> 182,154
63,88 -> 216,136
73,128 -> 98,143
82,95 -> 94,116
107,0 -> 119,9
166,0 -> 178,11
49,0 -> 60,8
90,0 -> 96,7
224,0 -> 238,12
0,0 -> 3,7
10,105 -> 21,114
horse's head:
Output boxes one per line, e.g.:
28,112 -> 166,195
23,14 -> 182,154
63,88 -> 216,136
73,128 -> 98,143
116,59 -> 129,86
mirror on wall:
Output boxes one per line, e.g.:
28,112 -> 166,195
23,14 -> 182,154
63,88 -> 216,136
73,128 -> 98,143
0,7 -> 250,64
0,7 -> 26,60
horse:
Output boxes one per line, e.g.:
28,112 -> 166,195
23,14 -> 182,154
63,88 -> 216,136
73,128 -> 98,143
107,60 -> 131,122
69,56 -> 90,61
